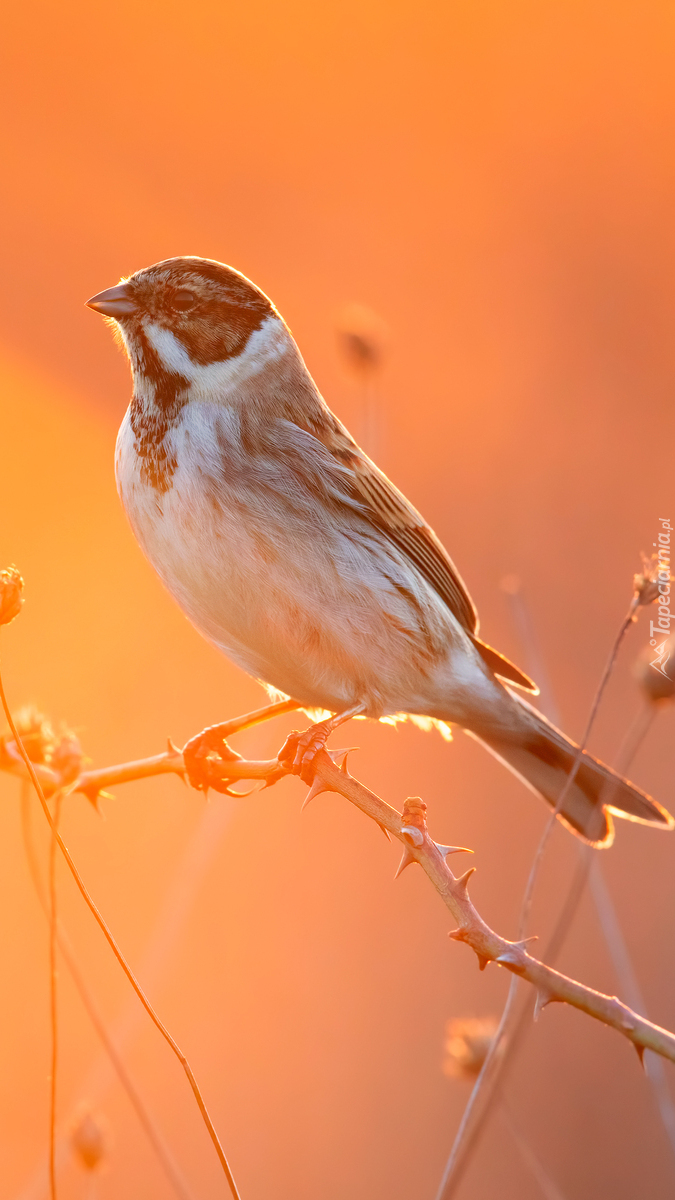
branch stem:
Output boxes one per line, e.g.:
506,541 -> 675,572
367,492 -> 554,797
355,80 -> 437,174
48,788 -> 63,1200
20,784 -> 196,1200
309,753 -> 675,1064
0,646 -> 242,1200
518,596 -> 639,941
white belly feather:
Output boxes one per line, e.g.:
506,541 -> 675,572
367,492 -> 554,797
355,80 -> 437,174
115,401 -> 497,721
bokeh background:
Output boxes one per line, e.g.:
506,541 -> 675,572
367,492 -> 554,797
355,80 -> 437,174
1,1 -> 675,1197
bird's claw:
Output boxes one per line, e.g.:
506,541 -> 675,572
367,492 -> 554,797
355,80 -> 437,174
278,721 -> 332,784
182,724 -> 243,794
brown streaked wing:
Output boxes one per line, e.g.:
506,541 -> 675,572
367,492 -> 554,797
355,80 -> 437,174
467,635 -> 537,692
311,421 -> 538,691
349,455 -> 479,635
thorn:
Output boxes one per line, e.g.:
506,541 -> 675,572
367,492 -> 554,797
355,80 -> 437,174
260,764 -> 290,791
477,954 -> 489,971
448,928 -> 468,942
495,950 -> 520,966
378,822 -> 391,841
634,1043 -> 646,1070
167,737 -> 181,755
494,944 -> 530,971
400,825 -> 424,848
512,936 -> 538,953
337,749 -> 353,775
301,777 -> 328,811
533,989 -> 552,1021
454,867 -> 476,895
326,746 -> 358,766
394,844 -> 417,879
435,843 -> 473,858
82,788 -> 113,811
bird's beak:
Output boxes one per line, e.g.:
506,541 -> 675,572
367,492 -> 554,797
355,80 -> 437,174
85,283 -> 137,318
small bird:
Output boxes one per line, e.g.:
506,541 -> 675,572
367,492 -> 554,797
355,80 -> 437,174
87,257 -> 672,846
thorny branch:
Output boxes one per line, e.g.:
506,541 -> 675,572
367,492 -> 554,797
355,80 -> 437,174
4,720 -> 675,1068
437,576 -> 667,1198
306,754 -> 675,1066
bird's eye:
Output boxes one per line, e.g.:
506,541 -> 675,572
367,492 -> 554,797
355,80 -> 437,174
170,288 -> 197,312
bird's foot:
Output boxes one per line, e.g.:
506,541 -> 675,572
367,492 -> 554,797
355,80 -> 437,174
278,721 -> 333,784
182,724 -> 244,794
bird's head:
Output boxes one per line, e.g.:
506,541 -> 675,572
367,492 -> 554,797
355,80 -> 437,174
86,257 -> 290,396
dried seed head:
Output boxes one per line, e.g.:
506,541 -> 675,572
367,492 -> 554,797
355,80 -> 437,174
335,303 -> 388,377
634,553 -> 672,608
0,708 -> 83,784
0,566 -> 23,626
0,705 -> 57,767
634,633 -> 675,703
70,1108 -> 111,1172
443,1016 -> 500,1080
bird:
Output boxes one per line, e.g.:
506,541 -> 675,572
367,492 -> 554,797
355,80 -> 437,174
86,256 -> 673,846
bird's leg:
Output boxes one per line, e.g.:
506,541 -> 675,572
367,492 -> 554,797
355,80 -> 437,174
183,698 -> 300,793
278,703 -> 366,783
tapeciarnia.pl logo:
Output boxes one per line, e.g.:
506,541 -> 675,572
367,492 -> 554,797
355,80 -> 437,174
650,518 -> 673,679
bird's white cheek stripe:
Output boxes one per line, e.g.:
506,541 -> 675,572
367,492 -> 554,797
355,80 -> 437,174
143,323 -> 196,377
142,316 -> 292,393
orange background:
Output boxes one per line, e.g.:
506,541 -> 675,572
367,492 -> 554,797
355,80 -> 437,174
1,2 -> 675,1197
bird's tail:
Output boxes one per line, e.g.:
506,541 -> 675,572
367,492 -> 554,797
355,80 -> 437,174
466,697 -> 673,846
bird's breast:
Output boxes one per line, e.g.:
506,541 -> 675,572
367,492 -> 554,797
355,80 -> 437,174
114,399 -> 472,716
115,400 -> 340,690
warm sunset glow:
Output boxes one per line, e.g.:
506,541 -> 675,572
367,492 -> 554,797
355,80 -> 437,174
1,3 -> 674,1198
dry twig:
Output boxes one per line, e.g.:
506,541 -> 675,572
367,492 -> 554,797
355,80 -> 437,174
437,577 -> 657,1196
19,784 -> 196,1200
305,756 -> 675,1063
0,650 -> 242,1200
6,730 -> 673,1066
48,787 -> 65,1200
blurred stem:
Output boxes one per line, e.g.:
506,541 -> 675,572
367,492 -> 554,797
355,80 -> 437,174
502,585 -> 561,726
19,784 -> 196,1200
613,702 -> 657,780
589,858 -> 675,1157
504,590 -> 675,1160
0,640 -> 242,1200
438,847 -> 593,1198
434,977 -> 519,1200
438,594 -> 640,1198
518,594 -> 639,940
509,588 -> 675,1160
497,1092 -> 568,1200
48,788 -> 63,1200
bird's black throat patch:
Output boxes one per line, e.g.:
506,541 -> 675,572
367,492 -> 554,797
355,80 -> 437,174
129,326 -> 189,493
